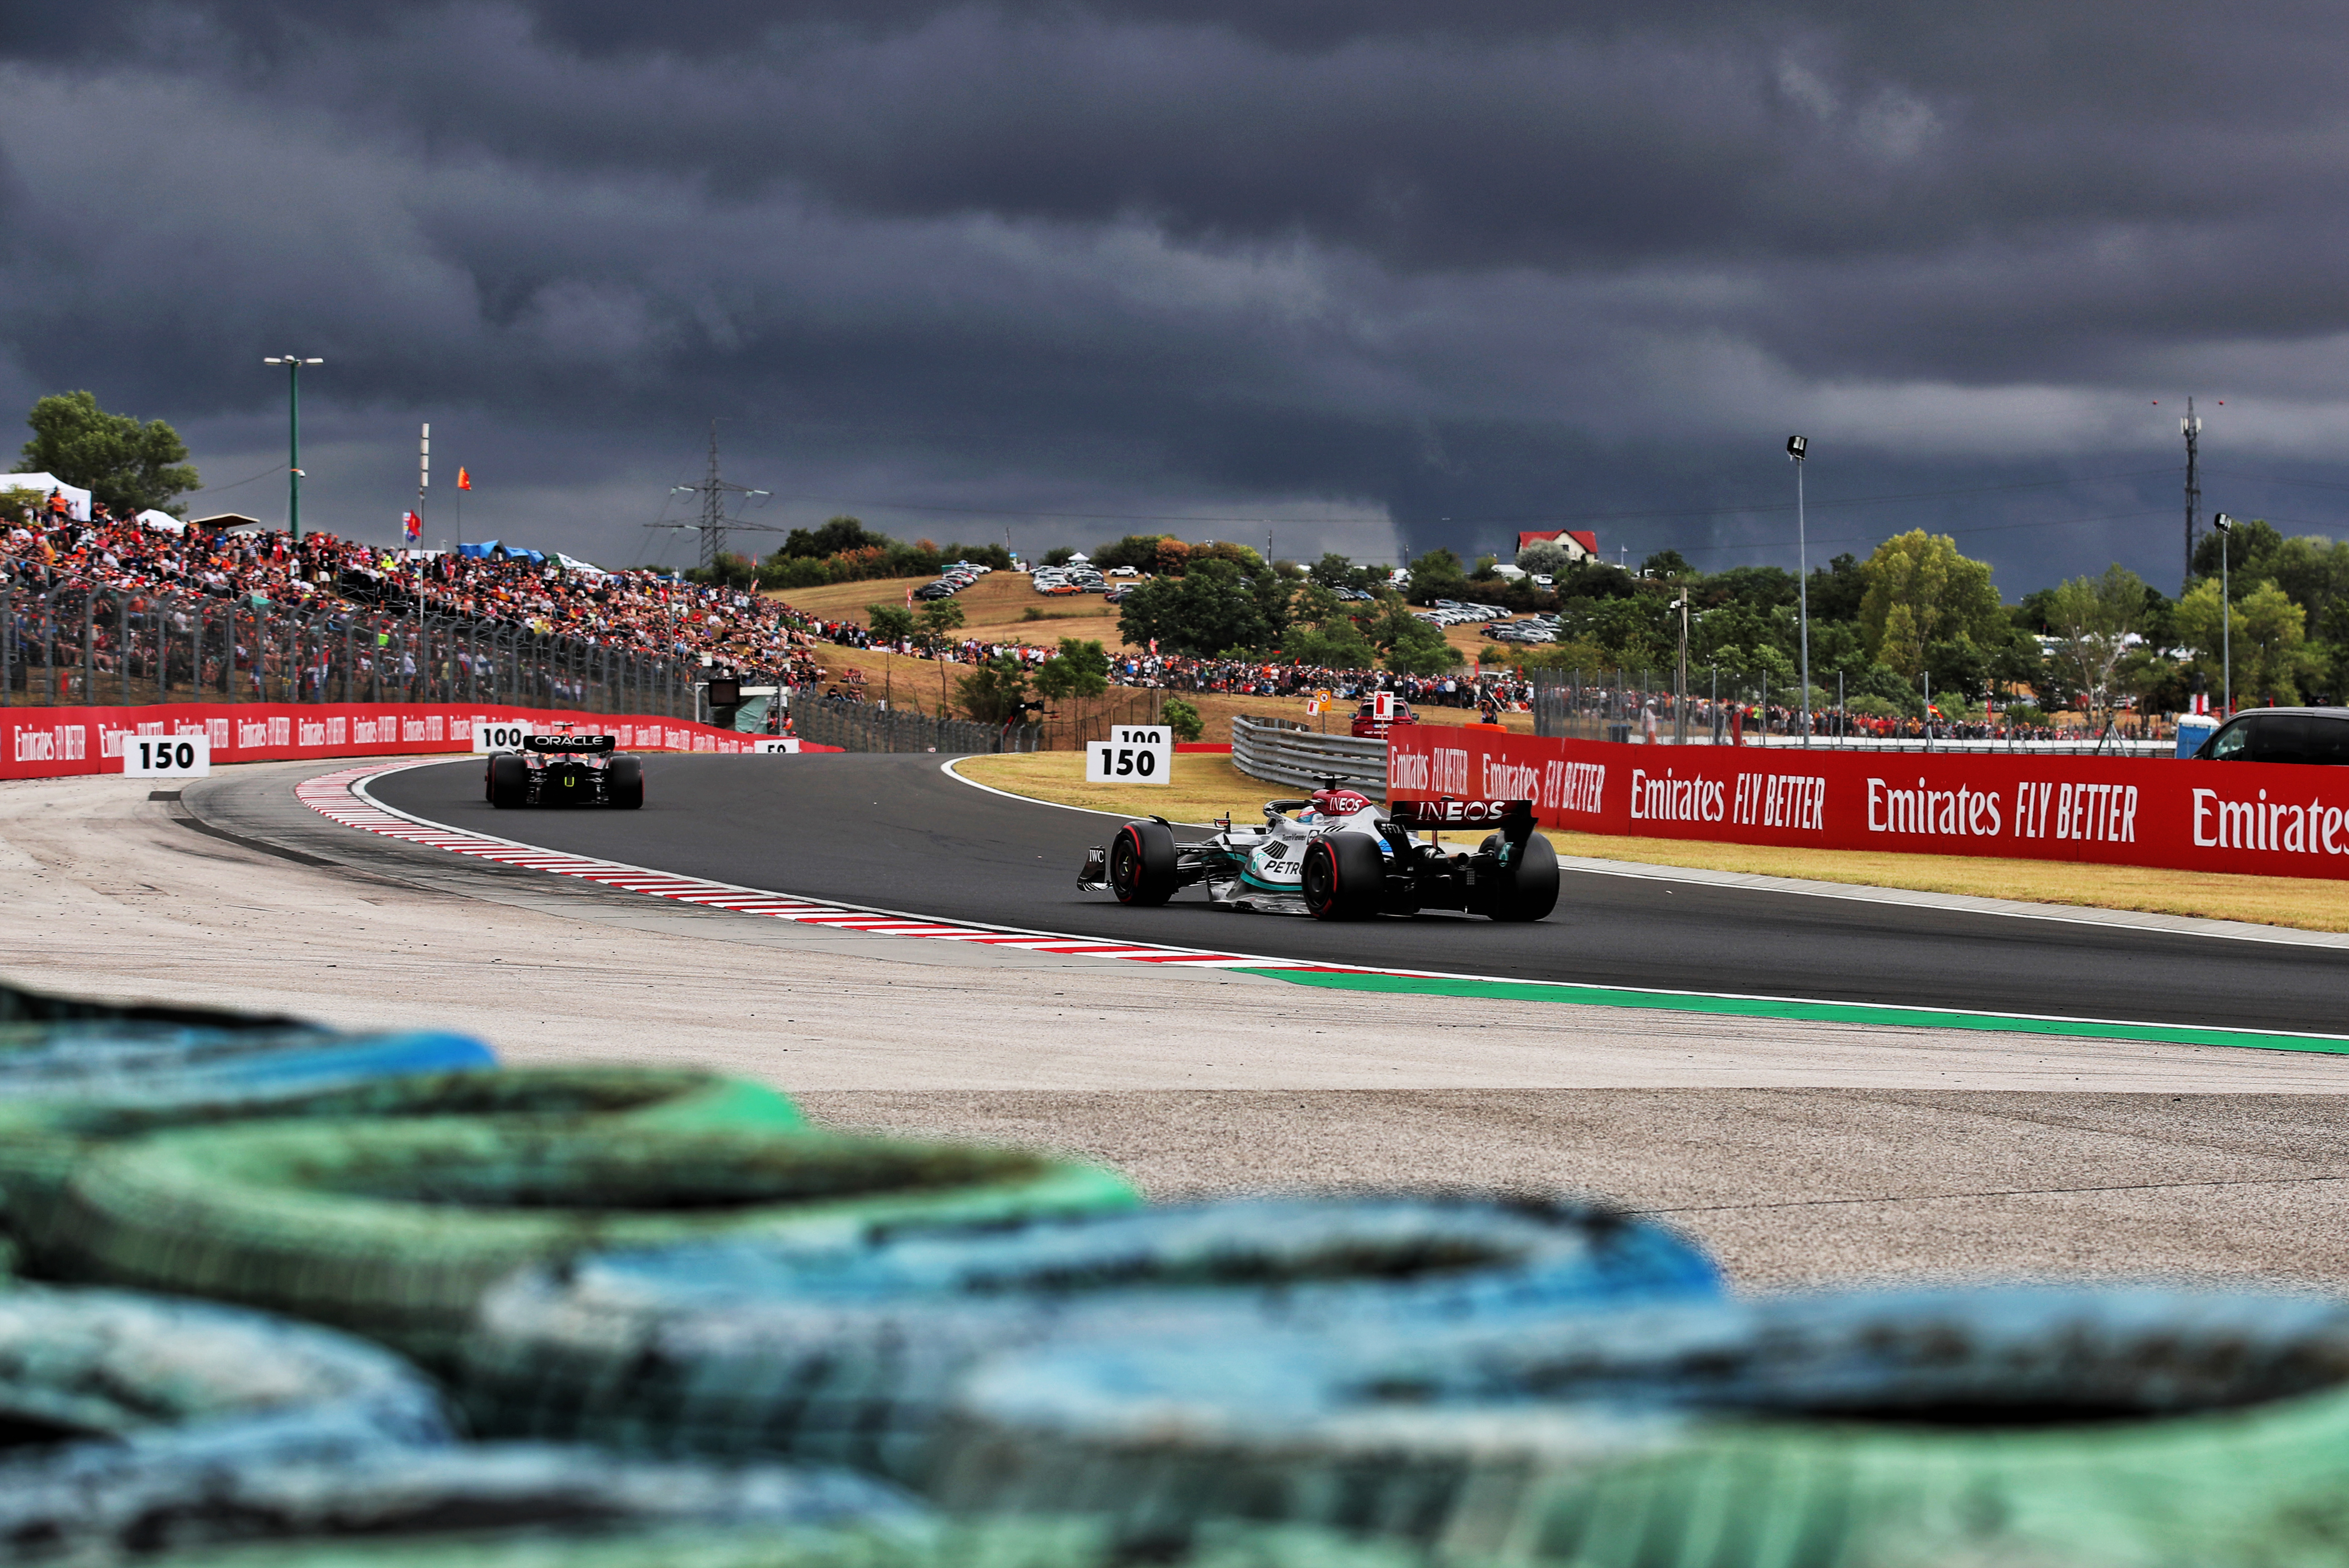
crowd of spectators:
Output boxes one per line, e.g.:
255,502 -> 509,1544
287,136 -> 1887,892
1,503 -> 2135,740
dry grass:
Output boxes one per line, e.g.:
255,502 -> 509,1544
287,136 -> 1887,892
770,574 -> 1131,648
956,752 -> 2349,933
956,750 -> 1285,825
1548,834 -> 2349,933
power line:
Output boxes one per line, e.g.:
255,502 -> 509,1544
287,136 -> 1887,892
645,421 -> 779,572
185,462 -> 290,500
798,466 -> 2180,531
1666,507 -> 2175,558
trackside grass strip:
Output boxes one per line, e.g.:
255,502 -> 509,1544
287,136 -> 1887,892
1244,967 -> 2349,1057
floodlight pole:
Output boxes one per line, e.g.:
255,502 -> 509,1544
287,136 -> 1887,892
263,356 -> 323,542
2214,512 -> 2233,716
1788,435 -> 1811,745
1673,587 -> 1690,744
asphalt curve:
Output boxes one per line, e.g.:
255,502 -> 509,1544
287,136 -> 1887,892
372,753 -> 2349,1034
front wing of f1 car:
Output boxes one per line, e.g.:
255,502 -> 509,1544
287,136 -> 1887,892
1079,795 -> 1557,922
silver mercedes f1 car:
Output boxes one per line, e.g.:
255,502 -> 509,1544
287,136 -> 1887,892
1079,784 -> 1557,921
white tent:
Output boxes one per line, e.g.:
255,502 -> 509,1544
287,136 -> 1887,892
553,552 -> 607,576
136,509 -> 185,534
0,473 -> 91,522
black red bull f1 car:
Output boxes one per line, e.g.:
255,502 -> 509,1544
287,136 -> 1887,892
1079,784 -> 1557,921
484,729 -> 644,809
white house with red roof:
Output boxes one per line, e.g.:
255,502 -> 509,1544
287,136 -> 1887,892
1516,529 -> 1597,563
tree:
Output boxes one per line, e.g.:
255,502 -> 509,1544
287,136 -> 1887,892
1857,531 -> 2005,679
1309,552 -> 1372,589
1515,540 -> 1571,576
2190,518 -> 2281,589
1404,547 -> 1468,606
1089,534 -> 1169,572
2043,564 -> 2148,730
1805,553 -> 1867,623
1042,546 -> 1077,567
2238,580 -> 2321,704
916,598 -> 965,644
1032,637 -> 1111,702
956,654 -> 1031,723
1161,696 -> 1204,742
783,516 -> 888,559
865,603 -> 916,643
1640,548 -> 1692,579
1117,559 -> 1272,656
20,391 -> 200,517
2170,580 -> 2320,707
1360,599 -> 1459,673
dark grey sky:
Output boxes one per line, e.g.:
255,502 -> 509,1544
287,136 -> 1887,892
5,0 -> 2347,594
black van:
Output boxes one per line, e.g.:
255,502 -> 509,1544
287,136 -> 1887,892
2192,707 -> 2349,764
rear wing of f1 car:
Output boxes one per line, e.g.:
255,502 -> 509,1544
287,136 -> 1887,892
523,734 -> 617,754
1385,797 -> 1537,844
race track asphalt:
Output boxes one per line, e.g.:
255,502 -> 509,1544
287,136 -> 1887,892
372,752 -> 2349,1035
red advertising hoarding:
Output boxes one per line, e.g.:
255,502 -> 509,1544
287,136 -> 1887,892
0,703 -> 826,782
1387,727 -> 2349,881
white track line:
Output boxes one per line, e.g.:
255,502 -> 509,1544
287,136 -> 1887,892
288,759 -> 2349,1049
294,762 -> 1288,970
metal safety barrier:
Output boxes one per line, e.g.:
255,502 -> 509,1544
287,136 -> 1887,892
1230,714 -> 1387,800
790,696 -> 1041,755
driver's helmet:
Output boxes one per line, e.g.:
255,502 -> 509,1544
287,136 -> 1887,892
1311,786 -> 1374,818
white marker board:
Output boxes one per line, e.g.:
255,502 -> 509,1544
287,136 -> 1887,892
1085,725 -> 1172,785
473,718 -> 533,753
122,733 -> 210,778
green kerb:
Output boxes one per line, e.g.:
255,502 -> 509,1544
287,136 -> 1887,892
1244,967 -> 2349,1058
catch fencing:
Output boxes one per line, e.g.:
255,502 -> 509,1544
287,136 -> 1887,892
790,697 -> 1042,755
1526,667 -> 2167,753
2,568 -> 702,719
1387,724 -> 2348,881
1231,715 -> 1388,800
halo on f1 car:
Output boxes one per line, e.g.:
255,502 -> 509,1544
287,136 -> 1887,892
1078,779 -> 1557,922
483,721 -> 645,809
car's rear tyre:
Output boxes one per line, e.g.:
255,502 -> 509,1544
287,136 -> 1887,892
1473,830 -> 1559,922
1302,834 -> 1384,920
607,755 -> 645,810
1108,821 -> 1178,906
487,754 -> 529,809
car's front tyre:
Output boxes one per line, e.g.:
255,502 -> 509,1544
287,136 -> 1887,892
1109,821 -> 1179,906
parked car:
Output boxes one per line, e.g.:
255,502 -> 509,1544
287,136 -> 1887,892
2192,708 -> 2349,764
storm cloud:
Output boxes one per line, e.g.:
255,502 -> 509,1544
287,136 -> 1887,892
4,0 -> 2347,589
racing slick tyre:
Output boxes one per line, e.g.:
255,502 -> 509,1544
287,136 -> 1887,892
608,755 -> 646,810
0,1066 -> 798,1271
487,753 -> 529,809
23,1444 -> 915,1564
1301,833 -> 1384,920
44,1121 -> 1139,1368
1472,831 -> 1559,923
454,1195 -> 1720,1484
1108,820 -> 1179,906
0,1284 -> 454,1557
933,1286 -> 2349,1567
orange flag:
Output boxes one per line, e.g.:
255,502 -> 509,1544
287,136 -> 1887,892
457,467 -> 473,490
